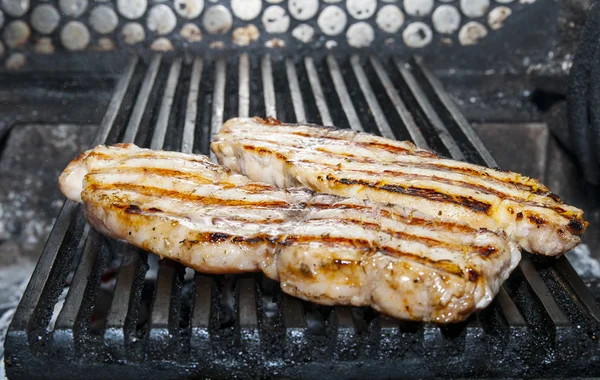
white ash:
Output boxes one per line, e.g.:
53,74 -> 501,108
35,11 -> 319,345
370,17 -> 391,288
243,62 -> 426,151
566,244 -> 600,279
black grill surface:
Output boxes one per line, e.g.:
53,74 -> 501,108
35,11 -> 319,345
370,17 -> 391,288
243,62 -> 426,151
4,54 -> 600,379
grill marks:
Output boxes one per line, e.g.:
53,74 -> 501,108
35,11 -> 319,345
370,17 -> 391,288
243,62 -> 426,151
80,145 -> 504,271
231,132 -> 575,219
60,143 -> 522,322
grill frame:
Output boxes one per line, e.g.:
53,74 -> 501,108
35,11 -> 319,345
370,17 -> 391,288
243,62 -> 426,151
4,53 -> 600,379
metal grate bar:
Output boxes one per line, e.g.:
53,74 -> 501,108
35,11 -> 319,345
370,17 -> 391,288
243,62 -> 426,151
304,57 -> 333,126
150,261 -> 177,328
285,58 -> 306,124
7,57 -> 138,333
283,295 -> 304,329
369,56 -> 429,148
553,256 -> 600,323
209,59 -> 226,162
192,275 -> 212,329
54,227 -> 98,330
350,55 -> 395,139
496,287 -> 527,326
519,256 -> 571,326
238,277 -> 259,347
327,55 -> 363,132
238,54 -> 250,118
122,55 -> 162,144
181,57 -> 203,154
262,54 -> 277,119
150,58 -> 183,150
394,59 -> 465,160
238,278 -> 258,328
93,56 -> 140,145
105,247 -> 140,329
415,57 -> 497,165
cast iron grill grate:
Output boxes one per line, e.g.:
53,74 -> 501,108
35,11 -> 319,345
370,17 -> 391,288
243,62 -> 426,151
4,54 -> 600,379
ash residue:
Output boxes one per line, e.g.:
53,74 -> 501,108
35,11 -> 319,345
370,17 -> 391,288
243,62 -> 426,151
0,124 -> 95,262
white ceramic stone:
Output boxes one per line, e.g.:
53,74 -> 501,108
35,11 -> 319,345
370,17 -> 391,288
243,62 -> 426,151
90,5 -> 118,34
458,21 -> 487,45
266,0 -> 283,3
520,0 -> 535,3
317,5 -> 347,36
31,4 -> 61,35
117,0 -> 146,19
61,21 -> 90,51
432,4 -> 460,34
265,37 -> 284,48
403,0 -> 433,16
288,0 -> 318,21
460,0 -> 489,18
3,20 -> 30,49
376,5 -> 403,33
402,21 -> 432,48
59,0 -> 88,18
488,6 -> 511,29
150,37 -> 174,50
181,22 -> 202,42
6,52 -> 26,70
2,0 -> 29,17
262,5 -> 289,34
209,40 -> 224,48
147,4 -> 176,35
346,22 -> 374,48
174,0 -> 204,19
346,0 -> 376,20
325,40 -> 337,49
324,0 -> 342,2
231,0 -> 261,20
292,23 -> 314,43
121,22 -> 145,44
203,5 -> 232,34
495,0 -> 514,3
95,37 -> 115,50
232,24 -> 259,45
34,37 -> 55,54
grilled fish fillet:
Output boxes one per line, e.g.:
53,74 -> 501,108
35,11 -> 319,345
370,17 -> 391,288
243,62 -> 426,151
59,143 -> 519,323
212,117 -> 588,257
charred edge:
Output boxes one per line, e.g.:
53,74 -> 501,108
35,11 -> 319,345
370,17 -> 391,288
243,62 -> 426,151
380,248 -> 464,277
379,208 -> 477,234
98,166 -> 218,185
516,212 -> 523,220
477,246 -> 498,258
331,176 -> 493,214
125,204 -> 142,214
357,141 -> 412,155
242,144 -> 287,161
209,232 -> 231,243
281,235 -> 373,250
567,218 -> 587,235
261,117 -> 283,126
527,214 -> 546,227
94,183 -> 291,209
147,207 -> 163,213
466,267 -> 480,282
380,182 -> 491,214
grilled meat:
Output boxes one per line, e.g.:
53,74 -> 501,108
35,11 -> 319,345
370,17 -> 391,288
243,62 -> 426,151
212,117 -> 588,256
59,143 -> 519,323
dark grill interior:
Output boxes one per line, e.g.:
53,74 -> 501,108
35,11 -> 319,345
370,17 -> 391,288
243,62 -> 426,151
5,54 -> 600,379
